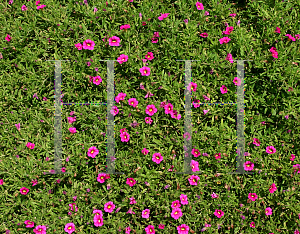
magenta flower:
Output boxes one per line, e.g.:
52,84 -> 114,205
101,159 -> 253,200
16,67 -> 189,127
151,37 -> 158,43
177,224 -> 189,234
158,224 -> 165,229
145,104 -> 157,116
214,209 -> 224,218
220,85 -> 228,94
142,148 -> 149,155
164,103 -> 173,114
129,197 -> 137,204
0,179 -> 3,185
26,142 -> 35,149
265,207 -> 272,216
285,34 -> 296,41
15,123 -> 21,131
128,98 -> 138,107
191,148 -> 200,157
125,226 -> 131,234
214,153 -> 221,160
266,146 -> 276,154
64,223 -> 75,234
284,115 -> 289,120
24,220 -> 35,228
253,138 -> 260,146
110,106 -> 119,116
233,77 -> 241,86
145,52 -> 154,60
69,127 -> 77,134
219,37 -> 231,44
93,76 -> 102,85
20,187 -> 29,195
244,161 -> 254,171
187,82 -> 197,92
33,225 -> 47,234
152,152 -> 163,164
75,43 -> 83,50
196,2 -> 204,10
31,179 -> 38,186
82,39 -> 95,50
97,173 -> 109,183
104,201 -> 115,213
188,175 -> 200,185
158,13 -> 170,21
248,193 -> 258,201
171,207 -> 183,219
180,194 -> 188,205
87,146 -> 99,158
69,203 -> 78,212
67,117 -> 76,124
126,178 -> 137,187
145,117 -> 153,124
70,111 -> 75,116
142,209 -> 150,219
145,225 -> 155,234
5,34 -> 11,42
21,5 -> 28,11
93,209 -> 103,218
139,66 -> 151,76
120,132 -> 130,142
275,27 -> 281,33
250,221 -> 255,228
269,183 -> 277,193
229,13 -> 236,17
290,154 -> 295,161
117,54 -> 128,64
190,160 -> 200,172
222,26 -> 234,35
154,32 -> 159,37
115,92 -> 127,103
93,215 -> 103,227
109,36 -> 121,46
211,192 -> 219,199
170,109 -> 181,120
203,109 -> 210,115
200,32 -> 208,37
204,11 -> 209,16
226,53 -> 234,63
120,24 -> 130,30
171,200 -> 181,209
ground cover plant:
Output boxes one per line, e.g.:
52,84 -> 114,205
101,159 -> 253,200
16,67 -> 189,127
0,0 -> 300,233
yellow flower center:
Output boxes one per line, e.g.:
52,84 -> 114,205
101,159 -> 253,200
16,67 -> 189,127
145,212 -> 147,214
68,227 -> 72,229
108,205 -> 111,209
175,211 -> 178,214
156,156 -> 159,159
193,179 -> 196,182
91,150 -> 94,154
23,190 -> 26,193
113,40 -> 116,42
87,43 -> 91,46
149,108 -> 153,112
144,70 -> 147,74
122,58 -> 125,61
218,212 -> 221,214
131,102 -> 134,104
181,228 -> 185,230
101,176 -> 104,180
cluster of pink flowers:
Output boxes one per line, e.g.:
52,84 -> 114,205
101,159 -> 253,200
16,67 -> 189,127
97,173 -> 110,183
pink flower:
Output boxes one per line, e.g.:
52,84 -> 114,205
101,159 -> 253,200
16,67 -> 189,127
188,175 -> 200,185
145,117 -> 153,124
126,178 -> 137,187
120,24 -> 131,30
250,221 -> 255,228
266,146 -> 276,154
69,127 -> 77,134
129,197 -> 137,204
20,187 -> 29,195
222,26 -> 234,35
151,37 -> 158,43
214,153 -> 221,160
67,117 -> 76,124
26,142 -> 35,149
219,37 -> 231,44
142,148 -> 149,155
120,132 -> 130,142
171,200 -> 181,209
204,11 -> 209,16
158,13 -> 170,21
33,225 -> 47,234
125,226 -> 131,234
104,201 -> 115,213
145,225 -> 155,234
229,13 -> 236,17
0,179 -> 3,185
295,230 -> 300,234
265,207 -> 272,216
164,103 -> 174,114
253,138 -> 260,146
180,194 -> 188,205
21,5 -> 28,11
211,192 -> 219,199
93,209 -> 103,218
177,224 -> 189,234
220,85 -> 228,94
142,209 -> 150,218
115,92 -> 127,103
191,148 -> 201,157
284,115 -> 289,120
93,76 -> 102,85
139,66 -> 151,76
64,223 -> 75,234
196,2 -> 204,10
154,32 -> 159,37
214,209 -> 224,218
83,39 -> 95,50
158,224 -> 165,229
285,34 -> 296,41
15,123 -> 21,131
93,215 -> 103,227
275,27 -> 281,33
152,153 -> 163,164
117,54 -> 128,64
233,77 -> 241,86
128,98 -> 138,107
69,203 -> 78,212
190,160 -> 200,172
203,109 -> 210,115
290,154 -> 295,161
188,82 -> 197,92
109,36 -> 121,46
61,167 -> 66,172
70,111 -> 75,116
248,193 -> 258,201
171,207 -> 183,219
110,106 -> 119,116
5,34 -> 12,42
200,32 -> 208,38
145,104 -> 157,116
170,110 -> 181,120
24,220 -> 35,228
97,173 -> 109,183
145,52 -> 154,60
226,53 -> 234,63
75,43 -> 83,50
269,183 -> 277,193
244,161 -> 254,171
87,146 -> 99,158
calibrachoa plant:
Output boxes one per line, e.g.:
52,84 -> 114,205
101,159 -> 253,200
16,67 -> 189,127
1,0 -> 300,233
